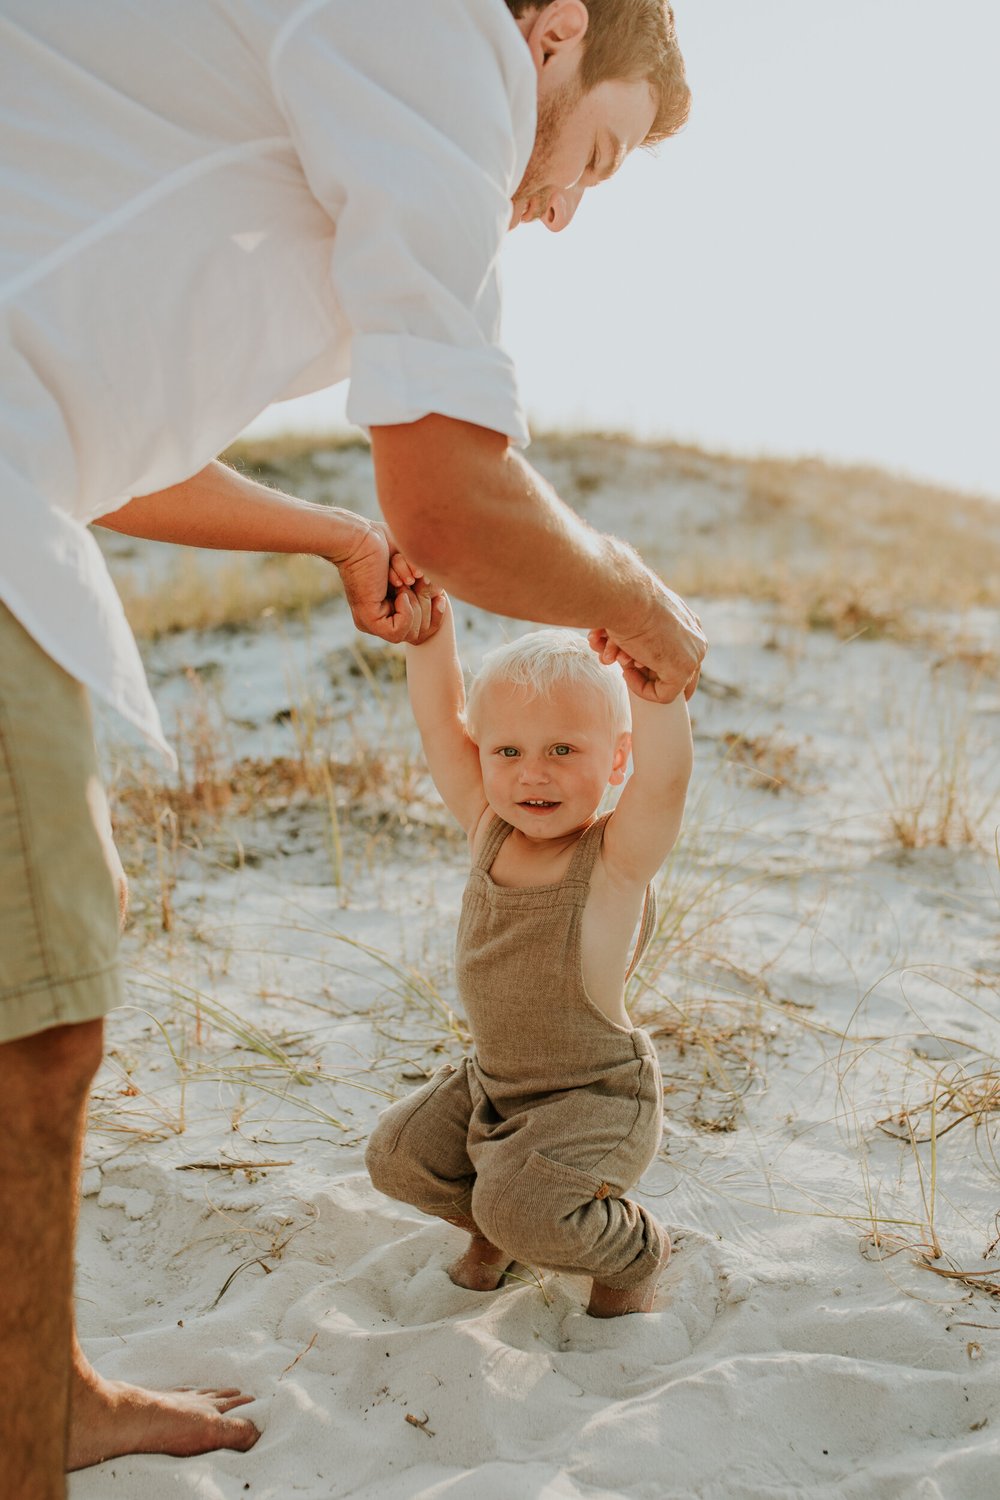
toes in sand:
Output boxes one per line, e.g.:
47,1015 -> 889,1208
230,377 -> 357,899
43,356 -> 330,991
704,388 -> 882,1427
68,1376 -> 260,1472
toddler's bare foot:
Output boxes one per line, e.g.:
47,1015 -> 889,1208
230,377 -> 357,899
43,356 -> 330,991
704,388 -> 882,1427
68,1365 -> 259,1471
447,1233 -> 514,1292
586,1238 -> 671,1318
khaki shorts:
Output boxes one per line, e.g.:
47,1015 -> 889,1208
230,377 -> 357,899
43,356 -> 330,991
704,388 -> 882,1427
0,603 -> 122,1043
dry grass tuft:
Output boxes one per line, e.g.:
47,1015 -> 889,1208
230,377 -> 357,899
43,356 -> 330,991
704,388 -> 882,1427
113,745 -> 430,855
643,994 -> 769,1133
877,1064 -> 1000,1148
115,552 -> 340,640
872,677 -> 1000,850
803,590 -> 899,641
721,731 -> 805,794
933,644 -> 1000,680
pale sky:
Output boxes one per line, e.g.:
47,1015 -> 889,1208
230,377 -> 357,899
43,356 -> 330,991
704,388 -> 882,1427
245,1 -> 1000,501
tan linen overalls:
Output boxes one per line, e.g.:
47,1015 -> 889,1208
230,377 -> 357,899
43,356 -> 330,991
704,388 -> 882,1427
366,813 -> 667,1291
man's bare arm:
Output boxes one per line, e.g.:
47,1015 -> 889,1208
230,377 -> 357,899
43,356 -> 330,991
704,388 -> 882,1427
94,460 -> 434,645
371,416 -> 706,701
95,459 -> 371,557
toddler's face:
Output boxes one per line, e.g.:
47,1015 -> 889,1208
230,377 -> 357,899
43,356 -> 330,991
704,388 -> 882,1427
473,679 -> 629,840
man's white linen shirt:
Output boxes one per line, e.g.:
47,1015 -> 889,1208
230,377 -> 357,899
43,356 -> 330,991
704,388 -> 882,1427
0,0 -> 535,756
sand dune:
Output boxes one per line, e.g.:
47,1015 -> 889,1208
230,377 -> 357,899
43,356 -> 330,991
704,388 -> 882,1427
73,437 -> 1000,1498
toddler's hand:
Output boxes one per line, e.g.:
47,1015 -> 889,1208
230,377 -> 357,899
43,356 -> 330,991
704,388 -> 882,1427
385,535 -> 446,644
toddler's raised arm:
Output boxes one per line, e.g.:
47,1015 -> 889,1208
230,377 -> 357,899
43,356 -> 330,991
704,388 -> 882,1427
405,595 -> 487,835
602,690 -> 693,888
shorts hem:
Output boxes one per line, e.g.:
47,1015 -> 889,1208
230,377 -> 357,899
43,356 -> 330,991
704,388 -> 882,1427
591,1225 -> 668,1291
0,961 -> 122,1045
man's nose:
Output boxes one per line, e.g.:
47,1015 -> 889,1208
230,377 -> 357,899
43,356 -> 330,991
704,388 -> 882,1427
542,186 -> 584,233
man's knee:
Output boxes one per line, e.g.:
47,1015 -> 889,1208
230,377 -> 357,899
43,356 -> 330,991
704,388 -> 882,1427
0,1019 -> 103,1130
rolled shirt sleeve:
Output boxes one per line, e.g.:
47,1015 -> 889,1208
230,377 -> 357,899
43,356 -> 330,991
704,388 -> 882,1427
270,0 -> 535,443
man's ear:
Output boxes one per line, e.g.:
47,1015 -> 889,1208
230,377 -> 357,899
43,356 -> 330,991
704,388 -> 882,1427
609,731 -> 631,787
524,0 -> 589,83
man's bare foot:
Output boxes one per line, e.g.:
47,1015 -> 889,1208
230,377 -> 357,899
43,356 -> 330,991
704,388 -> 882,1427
68,1364 -> 260,1471
586,1238 -> 672,1318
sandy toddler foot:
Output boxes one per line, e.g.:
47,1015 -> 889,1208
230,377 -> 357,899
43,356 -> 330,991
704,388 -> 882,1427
448,1233 -> 515,1292
68,1368 -> 260,1471
586,1238 -> 672,1318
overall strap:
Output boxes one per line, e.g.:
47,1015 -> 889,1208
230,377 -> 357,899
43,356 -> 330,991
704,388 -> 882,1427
625,884 -> 659,981
474,814 -> 514,874
564,811 -> 614,889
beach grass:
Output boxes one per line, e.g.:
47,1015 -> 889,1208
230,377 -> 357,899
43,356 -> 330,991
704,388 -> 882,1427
98,432 -> 1000,1311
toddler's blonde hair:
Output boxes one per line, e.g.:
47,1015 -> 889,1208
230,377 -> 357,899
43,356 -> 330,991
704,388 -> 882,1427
465,629 -> 630,739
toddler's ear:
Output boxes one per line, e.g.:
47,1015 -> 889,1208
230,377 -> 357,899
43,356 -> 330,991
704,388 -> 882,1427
609,731 -> 631,786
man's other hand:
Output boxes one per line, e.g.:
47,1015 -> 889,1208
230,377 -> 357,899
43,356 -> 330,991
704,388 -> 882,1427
589,582 -> 706,702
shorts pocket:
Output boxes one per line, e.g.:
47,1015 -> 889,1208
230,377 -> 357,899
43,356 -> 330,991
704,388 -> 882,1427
0,735 -> 48,993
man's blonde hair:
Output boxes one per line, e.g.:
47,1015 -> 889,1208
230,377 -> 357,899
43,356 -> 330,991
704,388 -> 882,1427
465,629 -> 630,739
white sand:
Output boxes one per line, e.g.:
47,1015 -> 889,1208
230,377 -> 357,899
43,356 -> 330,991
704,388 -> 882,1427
72,442 -> 1000,1499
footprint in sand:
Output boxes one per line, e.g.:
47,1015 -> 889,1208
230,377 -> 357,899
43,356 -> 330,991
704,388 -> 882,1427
538,1230 -> 734,1390
276,1178 -> 752,1389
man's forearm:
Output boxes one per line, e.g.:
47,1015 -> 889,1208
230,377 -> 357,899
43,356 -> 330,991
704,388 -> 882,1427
93,460 -> 369,564
372,417 -> 658,642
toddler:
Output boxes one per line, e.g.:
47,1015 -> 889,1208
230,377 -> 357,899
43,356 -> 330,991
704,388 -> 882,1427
366,598 -> 692,1315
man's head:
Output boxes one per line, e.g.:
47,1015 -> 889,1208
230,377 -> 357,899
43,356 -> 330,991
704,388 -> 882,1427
465,629 -> 632,838
507,0 -> 690,231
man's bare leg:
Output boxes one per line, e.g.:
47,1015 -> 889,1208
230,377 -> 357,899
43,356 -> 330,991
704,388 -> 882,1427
0,1019 -> 258,1496
444,1214 -> 513,1292
1,1021 -> 95,1500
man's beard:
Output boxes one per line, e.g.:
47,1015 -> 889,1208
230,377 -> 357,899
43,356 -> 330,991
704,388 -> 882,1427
512,76 -> 582,209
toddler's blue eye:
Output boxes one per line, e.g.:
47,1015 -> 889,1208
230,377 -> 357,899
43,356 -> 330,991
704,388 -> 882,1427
553,745 -> 571,755
499,747 -> 519,757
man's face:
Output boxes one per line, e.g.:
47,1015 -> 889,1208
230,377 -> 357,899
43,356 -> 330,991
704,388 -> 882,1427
510,75 -> 657,233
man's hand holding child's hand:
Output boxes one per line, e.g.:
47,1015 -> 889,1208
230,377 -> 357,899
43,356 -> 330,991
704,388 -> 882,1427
589,619 -> 704,703
334,521 -> 444,645
589,582 -> 706,702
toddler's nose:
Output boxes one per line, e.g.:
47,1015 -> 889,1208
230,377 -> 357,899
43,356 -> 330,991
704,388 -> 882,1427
518,758 -> 550,784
